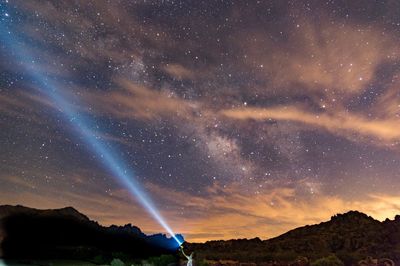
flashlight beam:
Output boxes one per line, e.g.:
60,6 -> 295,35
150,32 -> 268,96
1,16 -> 182,246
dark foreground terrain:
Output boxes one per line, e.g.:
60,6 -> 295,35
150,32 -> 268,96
186,211 -> 400,265
1,205 -> 399,266
0,205 -> 181,265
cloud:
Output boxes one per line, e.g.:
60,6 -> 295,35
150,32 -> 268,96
0,173 -> 160,232
3,0 -> 400,245
2,170 -> 400,243
0,91 -> 55,125
238,17 -> 400,98
86,79 -> 195,121
162,63 -> 195,80
220,105 -> 400,145
146,182 -> 400,242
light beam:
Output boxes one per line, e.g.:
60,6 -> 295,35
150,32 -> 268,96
0,9 -> 183,247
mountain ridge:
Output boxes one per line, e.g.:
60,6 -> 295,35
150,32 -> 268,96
0,204 -> 182,262
185,210 -> 400,264
1,205 -> 400,265
0,204 -> 90,222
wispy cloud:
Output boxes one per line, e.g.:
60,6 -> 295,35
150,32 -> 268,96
220,105 -> 400,145
146,182 -> 400,242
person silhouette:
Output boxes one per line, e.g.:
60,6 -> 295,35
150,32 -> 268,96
180,246 -> 194,266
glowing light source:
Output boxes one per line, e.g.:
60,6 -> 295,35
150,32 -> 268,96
0,15 -> 183,247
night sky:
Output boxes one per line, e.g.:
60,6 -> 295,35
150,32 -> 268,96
1,0 -> 400,243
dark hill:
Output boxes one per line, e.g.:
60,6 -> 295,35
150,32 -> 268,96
0,205 -> 183,262
185,211 -> 400,265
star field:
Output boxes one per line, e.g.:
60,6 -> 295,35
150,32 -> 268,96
1,0 -> 400,242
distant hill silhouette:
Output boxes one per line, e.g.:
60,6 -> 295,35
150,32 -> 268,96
0,205 -> 183,262
2,206 -> 399,265
185,211 -> 400,265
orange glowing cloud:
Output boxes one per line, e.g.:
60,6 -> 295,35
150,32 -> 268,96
3,173 -> 400,243
220,106 -> 400,145
145,182 -> 400,242
240,19 -> 400,98
162,63 -> 195,80
86,79 -> 195,121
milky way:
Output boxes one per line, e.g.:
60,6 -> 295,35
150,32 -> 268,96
1,0 -> 400,242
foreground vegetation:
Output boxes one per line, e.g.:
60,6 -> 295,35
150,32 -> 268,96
1,254 -> 178,266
